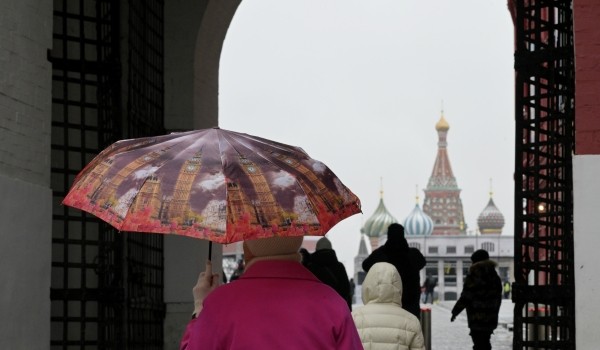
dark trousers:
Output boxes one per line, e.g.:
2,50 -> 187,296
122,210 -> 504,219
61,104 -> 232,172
470,330 -> 492,350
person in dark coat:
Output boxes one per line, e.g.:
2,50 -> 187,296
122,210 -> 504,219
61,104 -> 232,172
307,237 -> 352,309
451,249 -> 502,350
422,274 -> 437,304
362,223 -> 426,317
299,248 -> 311,267
229,259 -> 244,282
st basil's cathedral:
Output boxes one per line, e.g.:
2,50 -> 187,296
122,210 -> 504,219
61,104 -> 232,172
354,112 -> 514,302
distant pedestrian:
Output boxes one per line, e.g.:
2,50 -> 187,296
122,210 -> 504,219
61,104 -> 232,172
229,259 -> 244,282
299,248 -> 311,267
422,274 -> 437,304
352,262 -> 426,350
349,278 -> 356,305
362,223 -> 426,317
451,249 -> 502,350
307,237 -> 352,309
503,280 -> 511,299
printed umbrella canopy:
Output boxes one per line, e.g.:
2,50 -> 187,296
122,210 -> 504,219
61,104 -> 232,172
63,127 -> 361,244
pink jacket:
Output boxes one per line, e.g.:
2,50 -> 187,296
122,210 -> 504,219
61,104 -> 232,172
180,260 -> 363,350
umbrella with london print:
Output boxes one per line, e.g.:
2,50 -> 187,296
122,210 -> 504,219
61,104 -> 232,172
62,127 -> 361,244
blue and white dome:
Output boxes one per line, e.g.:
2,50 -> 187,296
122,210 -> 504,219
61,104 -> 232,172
361,197 -> 398,238
403,202 -> 434,236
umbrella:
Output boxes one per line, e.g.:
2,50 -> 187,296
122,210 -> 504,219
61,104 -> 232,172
63,127 -> 361,247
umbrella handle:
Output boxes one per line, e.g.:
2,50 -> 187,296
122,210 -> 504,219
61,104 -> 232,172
208,241 -> 212,262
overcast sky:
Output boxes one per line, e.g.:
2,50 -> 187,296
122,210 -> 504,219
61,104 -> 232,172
219,0 -> 515,276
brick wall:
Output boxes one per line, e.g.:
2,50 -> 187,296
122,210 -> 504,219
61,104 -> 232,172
0,0 -> 52,186
574,0 -> 600,155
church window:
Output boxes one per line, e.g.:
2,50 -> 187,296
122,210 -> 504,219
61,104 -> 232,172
464,245 -> 475,254
444,261 -> 457,286
481,242 -> 495,253
409,242 -> 421,250
462,260 -> 471,282
428,246 -> 438,254
446,246 -> 456,254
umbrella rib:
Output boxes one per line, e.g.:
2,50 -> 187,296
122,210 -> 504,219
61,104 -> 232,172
229,134 -> 325,226
218,130 -> 323,224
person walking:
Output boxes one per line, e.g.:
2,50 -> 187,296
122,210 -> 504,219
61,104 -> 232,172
422,274 -> 437,304
180,236 -> 363,350
362,223 -> 426,317
299,248 -> 311,267
352,262 -> 426,350
228,259 -> 244,282
503,280 -> 511,299
451,249 -> 502,350
306,236 -> 352,309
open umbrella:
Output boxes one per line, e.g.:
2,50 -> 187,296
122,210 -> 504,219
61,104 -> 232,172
63,127 -> 361,247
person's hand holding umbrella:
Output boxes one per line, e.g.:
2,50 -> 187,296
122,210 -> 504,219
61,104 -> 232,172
192,260 -> 221,319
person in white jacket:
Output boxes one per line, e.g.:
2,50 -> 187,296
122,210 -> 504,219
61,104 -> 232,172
352,262 -> 426,350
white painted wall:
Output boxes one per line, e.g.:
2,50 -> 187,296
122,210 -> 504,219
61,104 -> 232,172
574,155 -> 600,348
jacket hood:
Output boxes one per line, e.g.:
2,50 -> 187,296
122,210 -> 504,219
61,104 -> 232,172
361,262 -> 402,306
469,259 -> 499,281
470,258 -> 497,272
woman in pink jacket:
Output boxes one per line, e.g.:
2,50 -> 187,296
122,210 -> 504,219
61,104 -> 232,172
180,236 -> 363,350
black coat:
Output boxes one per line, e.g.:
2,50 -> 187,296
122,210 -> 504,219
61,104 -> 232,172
362,237 -> 426,317
451,259 -> 502,331
307,249 -> 352,309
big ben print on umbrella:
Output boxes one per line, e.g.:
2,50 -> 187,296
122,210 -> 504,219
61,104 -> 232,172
62,127 -> 361,244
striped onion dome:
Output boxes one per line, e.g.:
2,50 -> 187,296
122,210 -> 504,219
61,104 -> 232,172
477,195 -> 505,234
403,200 -> 434,236
361,197 -> 398,238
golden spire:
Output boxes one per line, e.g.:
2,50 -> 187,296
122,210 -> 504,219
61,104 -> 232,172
489,178 -> 494,198
415,184 -> 420,204
380,177 -> 384,199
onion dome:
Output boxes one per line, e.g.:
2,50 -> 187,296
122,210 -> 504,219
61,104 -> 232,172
477,192 -> 505,234
361,197 -> 398,238
435,113 -> 449,132
403,195 -> 434,236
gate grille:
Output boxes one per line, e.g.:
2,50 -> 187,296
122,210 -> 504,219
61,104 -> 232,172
513,0 -> 575,349
50,0 -> 165,348
125,1 -> 165,349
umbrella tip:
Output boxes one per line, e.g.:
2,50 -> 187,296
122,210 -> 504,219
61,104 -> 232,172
212,126 -> 220,129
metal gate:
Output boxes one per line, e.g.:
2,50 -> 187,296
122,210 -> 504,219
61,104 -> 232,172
513,0 -> 576,349
125,1 -> 166,348
50,0 -> 165,348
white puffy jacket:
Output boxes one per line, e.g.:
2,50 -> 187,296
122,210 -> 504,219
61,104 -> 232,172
352,262 -> 426,350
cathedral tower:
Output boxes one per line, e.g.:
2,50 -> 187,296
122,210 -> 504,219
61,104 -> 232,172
422,111 -> 466,235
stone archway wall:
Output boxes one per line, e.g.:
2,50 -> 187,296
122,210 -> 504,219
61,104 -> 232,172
193,0 -> 242,129
163,1 -> 240,348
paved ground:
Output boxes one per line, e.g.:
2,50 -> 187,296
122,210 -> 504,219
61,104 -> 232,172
353,288 -> 513,349
427,300 -> 513,350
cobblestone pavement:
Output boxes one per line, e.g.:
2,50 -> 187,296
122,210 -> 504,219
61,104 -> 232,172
427,302 -> 513,350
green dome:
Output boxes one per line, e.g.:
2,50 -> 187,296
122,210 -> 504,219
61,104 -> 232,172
361,198 -> 398,238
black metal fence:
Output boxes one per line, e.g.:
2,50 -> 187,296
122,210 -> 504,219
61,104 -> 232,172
513,0 -> 576,349
50,0 -> 165,348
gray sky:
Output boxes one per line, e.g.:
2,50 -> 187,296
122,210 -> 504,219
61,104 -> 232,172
219,0 -> 515,276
